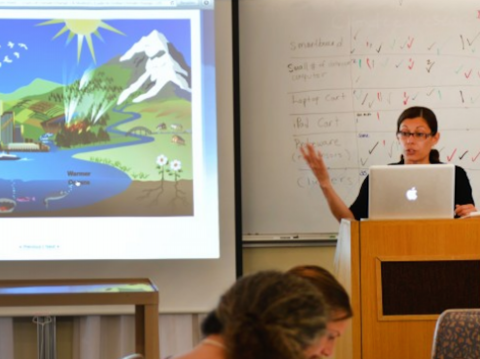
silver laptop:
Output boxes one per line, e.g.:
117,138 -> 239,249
368,164 -> 455,220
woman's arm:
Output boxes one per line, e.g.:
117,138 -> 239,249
454,166 -> 477,217
300,143 -> 355,222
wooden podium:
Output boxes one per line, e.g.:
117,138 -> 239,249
335,218 -> 480,359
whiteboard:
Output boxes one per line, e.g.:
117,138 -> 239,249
240,0 -> 480,235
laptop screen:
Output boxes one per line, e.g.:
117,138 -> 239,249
368,164 -> 455,220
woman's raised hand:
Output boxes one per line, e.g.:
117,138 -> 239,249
300,143 -> 330,187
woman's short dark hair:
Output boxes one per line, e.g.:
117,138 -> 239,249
396,106 -> 438,135
396,106 -> 440,163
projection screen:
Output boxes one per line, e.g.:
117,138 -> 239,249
0,0 -> 237,314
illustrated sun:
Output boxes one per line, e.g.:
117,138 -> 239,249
37,19 -> 125,63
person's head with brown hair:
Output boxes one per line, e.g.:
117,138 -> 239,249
288,265 -> 353,358
395,106 -> 441,164
217,270 -> 329,359
180,270 -> 329,359
288,265 -> 352,319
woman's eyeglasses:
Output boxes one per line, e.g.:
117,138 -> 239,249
397,131 -> 432,140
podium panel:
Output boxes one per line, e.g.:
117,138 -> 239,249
380,260 -> 480,316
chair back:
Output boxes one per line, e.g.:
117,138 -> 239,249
431,309 -> 480,359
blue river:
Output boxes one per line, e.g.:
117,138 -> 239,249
0,106 -> 153,214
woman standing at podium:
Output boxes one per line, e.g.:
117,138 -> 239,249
301,106 -> 476,220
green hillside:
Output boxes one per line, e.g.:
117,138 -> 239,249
0,78 -> 62,101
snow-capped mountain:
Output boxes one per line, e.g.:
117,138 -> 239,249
117,30 -> 191,105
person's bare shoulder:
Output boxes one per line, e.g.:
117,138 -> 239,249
168,346 -> 224,359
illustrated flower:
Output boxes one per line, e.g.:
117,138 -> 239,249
156,154 -> 168,166
170,160 -> 182,171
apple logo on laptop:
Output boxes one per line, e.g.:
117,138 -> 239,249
406,187 -> 418,201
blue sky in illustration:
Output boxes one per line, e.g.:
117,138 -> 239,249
0,18 -> 191,94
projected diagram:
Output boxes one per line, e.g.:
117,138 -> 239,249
0,18 -> 194,217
